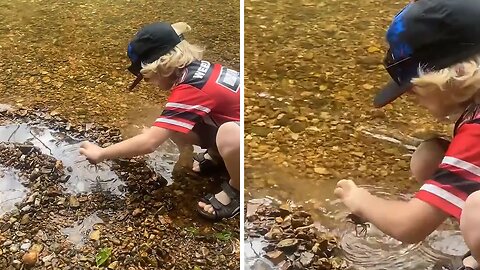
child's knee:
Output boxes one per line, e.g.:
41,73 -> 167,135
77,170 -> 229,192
461,192 -> 480,242
410,139 -> 447,183
216,122 -> 240,156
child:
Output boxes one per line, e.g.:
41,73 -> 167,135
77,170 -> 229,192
80,21 -> 240,221
334,0 -> 480,268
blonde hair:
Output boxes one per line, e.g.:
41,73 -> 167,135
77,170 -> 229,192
140,22 -> 204,78
411,55 -> 480,104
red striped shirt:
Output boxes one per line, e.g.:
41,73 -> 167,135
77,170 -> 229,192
415,117 -> 480,219
153,61 -> 240,133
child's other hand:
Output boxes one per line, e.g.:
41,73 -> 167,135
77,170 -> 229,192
334,179 -> 370,216
79,141 -> 105,164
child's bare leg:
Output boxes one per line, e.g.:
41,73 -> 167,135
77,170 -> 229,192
170,131 -> 200,150
198,122 -> 240,215
410,138 -> 449,183
460,191 -> 480,269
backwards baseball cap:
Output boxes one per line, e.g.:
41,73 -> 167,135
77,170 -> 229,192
374,0 -> 480,108
126,22 -> 184,90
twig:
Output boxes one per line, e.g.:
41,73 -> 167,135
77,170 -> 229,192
249,239 -> 260,258
7,125 -> 20,142
294,223 -> 315,233
29,130 -> 53,155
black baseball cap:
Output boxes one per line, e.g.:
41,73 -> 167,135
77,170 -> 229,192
374,0 -> 480,108
126,22 -> 184,90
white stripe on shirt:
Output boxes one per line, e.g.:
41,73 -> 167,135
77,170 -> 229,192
442,156 -> 480,176
420,183 -> 465,209
155,118 -> 194,130
165,102 -> 211,113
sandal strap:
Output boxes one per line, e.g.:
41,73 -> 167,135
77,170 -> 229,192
204,194 -> 225,211
199,193 -> 240,220
193,152 -> 208,163
220,181 -> 239,200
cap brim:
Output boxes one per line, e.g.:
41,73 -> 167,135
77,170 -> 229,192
373,80 -> 412,108
128,75 -> 143,91
127,60 -> 143,91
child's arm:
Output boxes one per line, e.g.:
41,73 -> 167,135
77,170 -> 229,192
335,180 -> 448,243
79,126 -> 171,164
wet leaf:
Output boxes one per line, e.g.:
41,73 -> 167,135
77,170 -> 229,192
215,231 -> 232,241
95,247 -> 112,267
185,227 -> 199,236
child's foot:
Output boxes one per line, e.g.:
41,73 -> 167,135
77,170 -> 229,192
457,251 -> 479,270
462,255 -> 478,270
197,181 -> 240,220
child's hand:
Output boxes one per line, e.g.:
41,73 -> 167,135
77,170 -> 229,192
79,141 -> 105,164
334,179 -> 371,217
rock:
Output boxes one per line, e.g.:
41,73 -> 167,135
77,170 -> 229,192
9,244 -> 19,252
299,252 -> 314,267
264,226 -> 283,240
20,242 -> 31,251
111,237 -> 121,245
22,251 -> 38,267
20,214 -> 30,225
69,196 -> 80,208
42,254 -> 54,263
108,261 -> 119,269
278,260 -> 292,270
30,243 -> 43,253
89,230 -> 100,241
3,240 -> 12,246
276,239 -> 299,252
12,260 -> 22,269
252,258 -> 276,270
17,144 -> 34,155
264,250 -> 286,265
132,208 -> 143,217
313,167 -> 329,175
21,205 -> 31,212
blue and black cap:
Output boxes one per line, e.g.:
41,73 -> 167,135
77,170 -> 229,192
374,0 -> 480,107
126,22 -> 184,90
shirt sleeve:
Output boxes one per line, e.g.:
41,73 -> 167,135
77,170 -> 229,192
153,85 -> 216,133
415,122 -> 480,219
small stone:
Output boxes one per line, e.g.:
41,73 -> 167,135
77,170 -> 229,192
20,214 -> 30,225
69,196 -> 80,208
111,238 -> 121,245
362,83 -> 374,90
9,244 -> 19,252
20,242 -> 31,251
12,259 -> 22,269
132,208 -> 143,217
108,261 -> 119,269
54,160 -> 63,171
21,205 -> 31,212
299,252 -> 314,267
367,46 -> 380,53
276,239 -> 299,252
3,240 -> 12,246
89,230 -> 100,241
30,243 -> 43,253
127,227 -> 133,232
42,254 -> 54,263
22,251 -> 38,266
264,250 -> 286,266
314,167 -> 330,175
